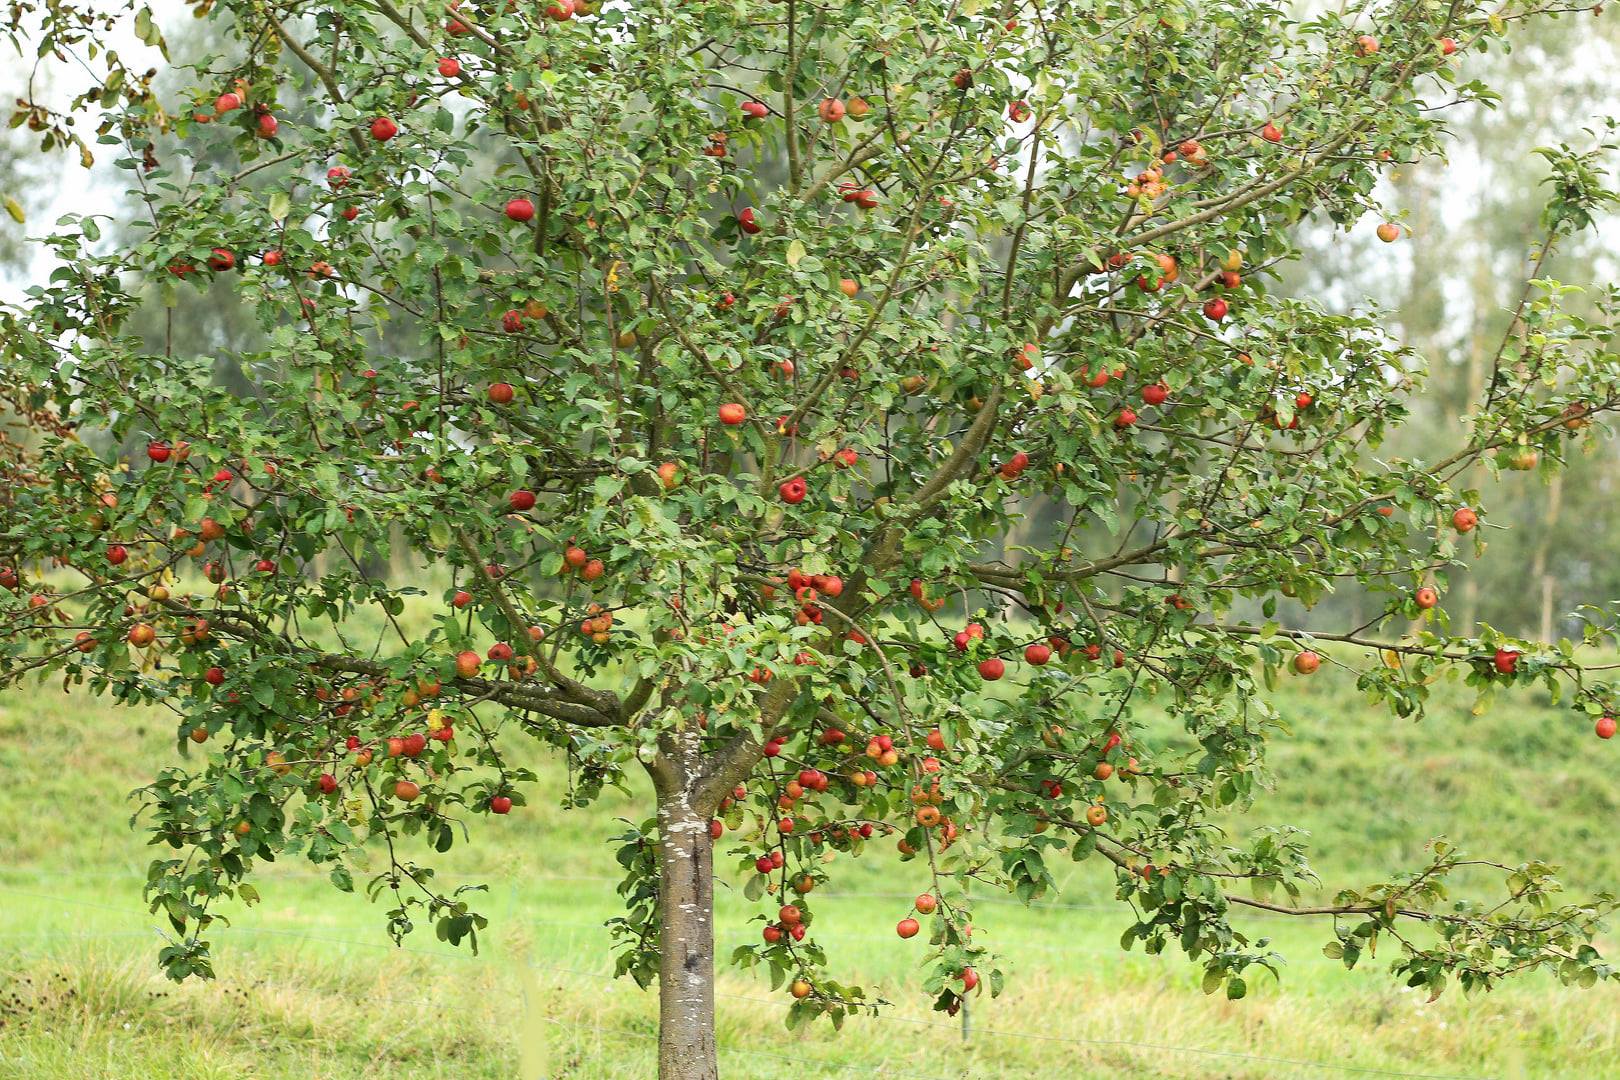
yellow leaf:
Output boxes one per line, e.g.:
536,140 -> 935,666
786,240 -> 805,268
3,196 -> 22,224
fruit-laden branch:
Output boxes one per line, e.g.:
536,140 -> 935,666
454,527 -> 623,721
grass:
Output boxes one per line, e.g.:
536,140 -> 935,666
2,665 -> 1619,1078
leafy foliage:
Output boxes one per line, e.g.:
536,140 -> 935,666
3,0 -> 1620,1054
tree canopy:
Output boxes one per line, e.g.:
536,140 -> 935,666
4,0 -> 1620,1075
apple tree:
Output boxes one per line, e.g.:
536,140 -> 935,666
5,1 -> 1620,1076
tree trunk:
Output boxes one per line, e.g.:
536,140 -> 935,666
651,745 -> 720,1079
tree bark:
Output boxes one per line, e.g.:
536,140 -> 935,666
649,738 -> 720,1080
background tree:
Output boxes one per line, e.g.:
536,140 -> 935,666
5,3 -> 1620,1079
1286,7 -> 1620,639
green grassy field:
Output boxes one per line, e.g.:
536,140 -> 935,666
2,665 -> 1618,1079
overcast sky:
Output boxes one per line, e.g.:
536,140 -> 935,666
4,2 -> 1618,309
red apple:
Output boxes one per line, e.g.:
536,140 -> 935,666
977,657 -> 1005,681
742,101 -> 769,120
1293,650 -> 1320,674
1024,643 -> 1051,666
1452,507 -> 1477,533
1493,648 -> 1520,675
508,489 -> 537,512
437,57 -> 462,77
1414,586 -> 1438,610
491,795 -> 513,814
505,197 -> 535,222
1141,382 -> 1169,406
718,402 -> 747,425
394,780 -> 420,801
369,116 -> 399,141
1598,716 -> 1617,740
896,917 -> 920,939
737,208 -> 762,235
1202,297 -> 1228,322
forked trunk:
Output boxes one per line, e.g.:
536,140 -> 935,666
654,785 -> 719,1079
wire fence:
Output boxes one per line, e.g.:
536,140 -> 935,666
0,882 -> 1498,1080
0,864 -> 1328,918
0,873 -> 1410,977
